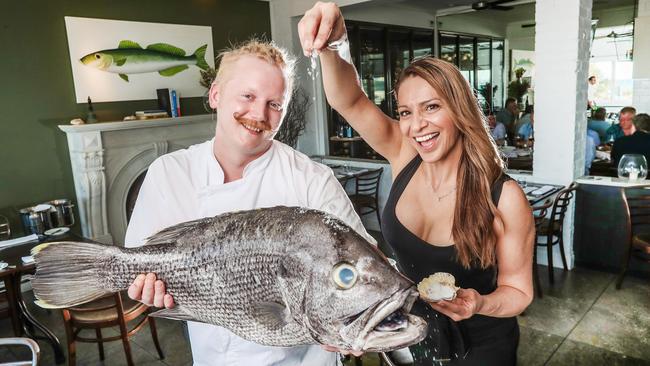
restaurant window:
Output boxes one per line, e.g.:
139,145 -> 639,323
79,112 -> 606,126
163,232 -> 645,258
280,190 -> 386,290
438,32 -> 505,112
327,21 -> 433,161
589,24 -> 634,108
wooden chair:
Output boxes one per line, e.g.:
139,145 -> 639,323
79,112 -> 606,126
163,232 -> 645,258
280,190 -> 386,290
0,337 -> 40,366
61,291 -> 164,366
349,168 -> 384,226
532,199 -> 553,298
616,187 -> 650,289
535,182 -> 578,284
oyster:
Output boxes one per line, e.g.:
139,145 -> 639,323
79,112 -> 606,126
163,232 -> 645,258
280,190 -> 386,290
417,272 -> 459,302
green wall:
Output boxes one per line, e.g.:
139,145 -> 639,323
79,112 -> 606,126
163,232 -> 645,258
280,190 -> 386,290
0,0 -> 271,235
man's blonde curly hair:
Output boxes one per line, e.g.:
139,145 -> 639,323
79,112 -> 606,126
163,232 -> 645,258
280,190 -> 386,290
214,39 -> 296,111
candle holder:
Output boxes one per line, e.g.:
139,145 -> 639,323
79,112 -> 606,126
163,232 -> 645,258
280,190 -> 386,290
617,154 -> 648,181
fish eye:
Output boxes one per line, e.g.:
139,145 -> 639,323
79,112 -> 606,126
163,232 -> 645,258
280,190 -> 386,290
95,54 -> 101,59
331,262 -> 358,290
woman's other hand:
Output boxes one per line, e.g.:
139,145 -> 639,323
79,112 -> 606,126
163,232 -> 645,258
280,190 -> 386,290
426,288 -> 484,322
128,273 -> 175,309
298,2 -> 346,56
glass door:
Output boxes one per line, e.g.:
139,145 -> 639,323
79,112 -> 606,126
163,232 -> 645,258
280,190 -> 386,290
476,38 -> 492,111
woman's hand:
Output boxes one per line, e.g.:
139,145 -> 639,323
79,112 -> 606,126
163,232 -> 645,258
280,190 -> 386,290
426,288 -> 483,322
321,345 -> 364,357
128,273 -> 175,309
297,2 -> 346,56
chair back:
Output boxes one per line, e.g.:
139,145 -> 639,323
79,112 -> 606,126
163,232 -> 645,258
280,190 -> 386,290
355,168 -> 383,196
0,337 -> 40,366
621,186 -> 650,241
532,199 -> 553,229
548,182 -> 578,233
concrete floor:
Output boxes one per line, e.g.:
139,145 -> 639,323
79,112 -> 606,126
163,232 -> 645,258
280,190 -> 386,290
1,265 -> 649,365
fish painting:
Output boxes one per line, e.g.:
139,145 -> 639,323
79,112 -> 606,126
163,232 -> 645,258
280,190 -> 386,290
80,40 -> 209,82
31,206 -> 427,352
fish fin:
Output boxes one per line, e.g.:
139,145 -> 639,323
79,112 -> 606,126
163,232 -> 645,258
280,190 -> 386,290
119,74 -> 129,82
193,44 -> 209,70
114,57 -> 127,66
158,65 -> 189,77
31,241 -> 115,308
144,217 -> 208,246
149,306 -> 197,322
118,40 -> 142,49
147,43 -> 186,56
252,302 -> 291,329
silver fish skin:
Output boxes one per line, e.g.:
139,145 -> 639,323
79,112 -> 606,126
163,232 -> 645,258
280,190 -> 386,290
31,206 -> 427,352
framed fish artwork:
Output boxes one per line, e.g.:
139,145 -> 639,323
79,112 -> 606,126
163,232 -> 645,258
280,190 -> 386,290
64,17 -> 214,103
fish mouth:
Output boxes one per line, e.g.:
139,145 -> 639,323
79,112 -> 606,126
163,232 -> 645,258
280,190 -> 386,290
339,287 -> 427,352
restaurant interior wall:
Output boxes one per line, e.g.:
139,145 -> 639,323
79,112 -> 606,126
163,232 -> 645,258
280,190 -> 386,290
633,0 -> 650,112
0,1 -> 272,234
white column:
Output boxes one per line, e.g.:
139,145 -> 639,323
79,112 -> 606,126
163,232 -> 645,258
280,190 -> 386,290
533,0 -> 592,268
633,0 -> 650,113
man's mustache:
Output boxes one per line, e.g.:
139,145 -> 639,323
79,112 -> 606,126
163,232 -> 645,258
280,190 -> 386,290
234,113 -> 272,131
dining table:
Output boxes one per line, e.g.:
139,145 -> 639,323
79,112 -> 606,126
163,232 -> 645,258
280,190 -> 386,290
519,182 -> 564,206
0,232 -> 94,364
327,164 -> 371,187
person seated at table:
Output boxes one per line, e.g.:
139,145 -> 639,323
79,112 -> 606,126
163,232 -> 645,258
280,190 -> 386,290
585,129 -> 600,175
588,107 -> 611,141
611,113 -> 650,167
488,112 -> 506,144
605,106 -> 636,142
496,97 -> 519,137
517,106 -> 534,140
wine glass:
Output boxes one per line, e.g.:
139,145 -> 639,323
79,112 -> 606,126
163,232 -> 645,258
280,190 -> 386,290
617,154 -> 648,181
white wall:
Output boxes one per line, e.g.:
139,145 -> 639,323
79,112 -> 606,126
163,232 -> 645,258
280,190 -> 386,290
437,14 -> 505,37
633,0 -> 650,113
343,2 -> 435,29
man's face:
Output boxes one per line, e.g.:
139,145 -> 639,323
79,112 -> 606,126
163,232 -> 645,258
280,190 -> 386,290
210,55 -> 286,157
487,114 -> 496,128
507,102 -> 519,115
620,112 -> 634,130
589,77 -> 597,85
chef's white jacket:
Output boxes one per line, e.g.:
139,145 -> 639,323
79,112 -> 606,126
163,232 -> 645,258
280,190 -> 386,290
125,139 -> 374,366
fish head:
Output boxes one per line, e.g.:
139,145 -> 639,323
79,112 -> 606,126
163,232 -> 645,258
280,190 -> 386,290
80,52 -> 113,70
285,211 -> 427,352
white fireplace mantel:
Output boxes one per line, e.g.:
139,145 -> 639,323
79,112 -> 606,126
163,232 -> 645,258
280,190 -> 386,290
59,115 -> 216,245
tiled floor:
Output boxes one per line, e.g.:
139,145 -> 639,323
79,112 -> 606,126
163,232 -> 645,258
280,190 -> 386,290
1,265 -> 648,365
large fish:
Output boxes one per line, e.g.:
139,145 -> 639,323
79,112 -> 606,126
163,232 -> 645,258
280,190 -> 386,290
80,40 -> 209,82
31,206 -> 427,352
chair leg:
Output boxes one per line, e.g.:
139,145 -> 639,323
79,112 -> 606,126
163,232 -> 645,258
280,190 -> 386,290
118,320 -> 135,366
533,245 -> 542,298
96,328 -> 104,360
62,311 -> 76,366
547,236 -> 554,284
148,317 -> 165,359
375,208 -> 381,228
558,233 -> 569,271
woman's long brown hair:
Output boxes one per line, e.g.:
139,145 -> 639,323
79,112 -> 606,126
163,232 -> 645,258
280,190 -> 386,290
394,57 -> 505,269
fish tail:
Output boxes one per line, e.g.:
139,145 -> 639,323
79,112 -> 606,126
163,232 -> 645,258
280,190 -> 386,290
31,242 -> 117,309
194,44 -> 209,70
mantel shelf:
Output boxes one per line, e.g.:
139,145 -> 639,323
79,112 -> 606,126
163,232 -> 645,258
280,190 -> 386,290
58,114 -> 213,133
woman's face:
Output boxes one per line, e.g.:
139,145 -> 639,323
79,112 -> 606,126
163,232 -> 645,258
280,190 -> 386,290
396,76 -> 461,163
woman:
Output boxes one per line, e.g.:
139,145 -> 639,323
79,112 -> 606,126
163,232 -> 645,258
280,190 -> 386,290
299,3 -> 534,365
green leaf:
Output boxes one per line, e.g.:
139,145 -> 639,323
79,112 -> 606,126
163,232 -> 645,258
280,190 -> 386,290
158,65 -> 188,77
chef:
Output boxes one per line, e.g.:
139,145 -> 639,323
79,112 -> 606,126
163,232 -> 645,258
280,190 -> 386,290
125,39 -> 373,366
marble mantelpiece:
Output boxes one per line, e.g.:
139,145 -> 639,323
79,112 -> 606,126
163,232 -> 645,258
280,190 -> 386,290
59,115 -> 215,245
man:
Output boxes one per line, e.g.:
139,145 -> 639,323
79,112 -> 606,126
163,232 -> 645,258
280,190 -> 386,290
517,106 -> 534,140
487,112 -> 506,144
611,113 -> 650,167
606,106 -> 636,142
496,97 -> 520,138
125,40 -> 373,365
588,107 -> 611,141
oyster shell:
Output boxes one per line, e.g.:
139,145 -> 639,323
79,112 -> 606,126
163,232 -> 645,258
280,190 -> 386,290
417,272 -> 459,302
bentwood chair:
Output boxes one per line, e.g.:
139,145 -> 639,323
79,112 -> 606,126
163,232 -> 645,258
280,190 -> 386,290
616,187 -> 650,289
61,291 -> 164,366
349,168 -> 384,226
535,182 -> 578,284
532,199 -> 553,298
0,337 -> 40,366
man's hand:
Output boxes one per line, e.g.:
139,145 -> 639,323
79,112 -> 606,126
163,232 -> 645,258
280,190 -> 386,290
297,2 -> 346,56
128,273 -> 175,308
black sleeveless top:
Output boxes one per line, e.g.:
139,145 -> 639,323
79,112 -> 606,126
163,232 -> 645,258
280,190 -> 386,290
381,155 -> 518,363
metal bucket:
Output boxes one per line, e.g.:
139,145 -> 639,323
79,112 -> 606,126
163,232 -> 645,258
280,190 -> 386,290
49,199 -> 75,227
19,204 -> 54,236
